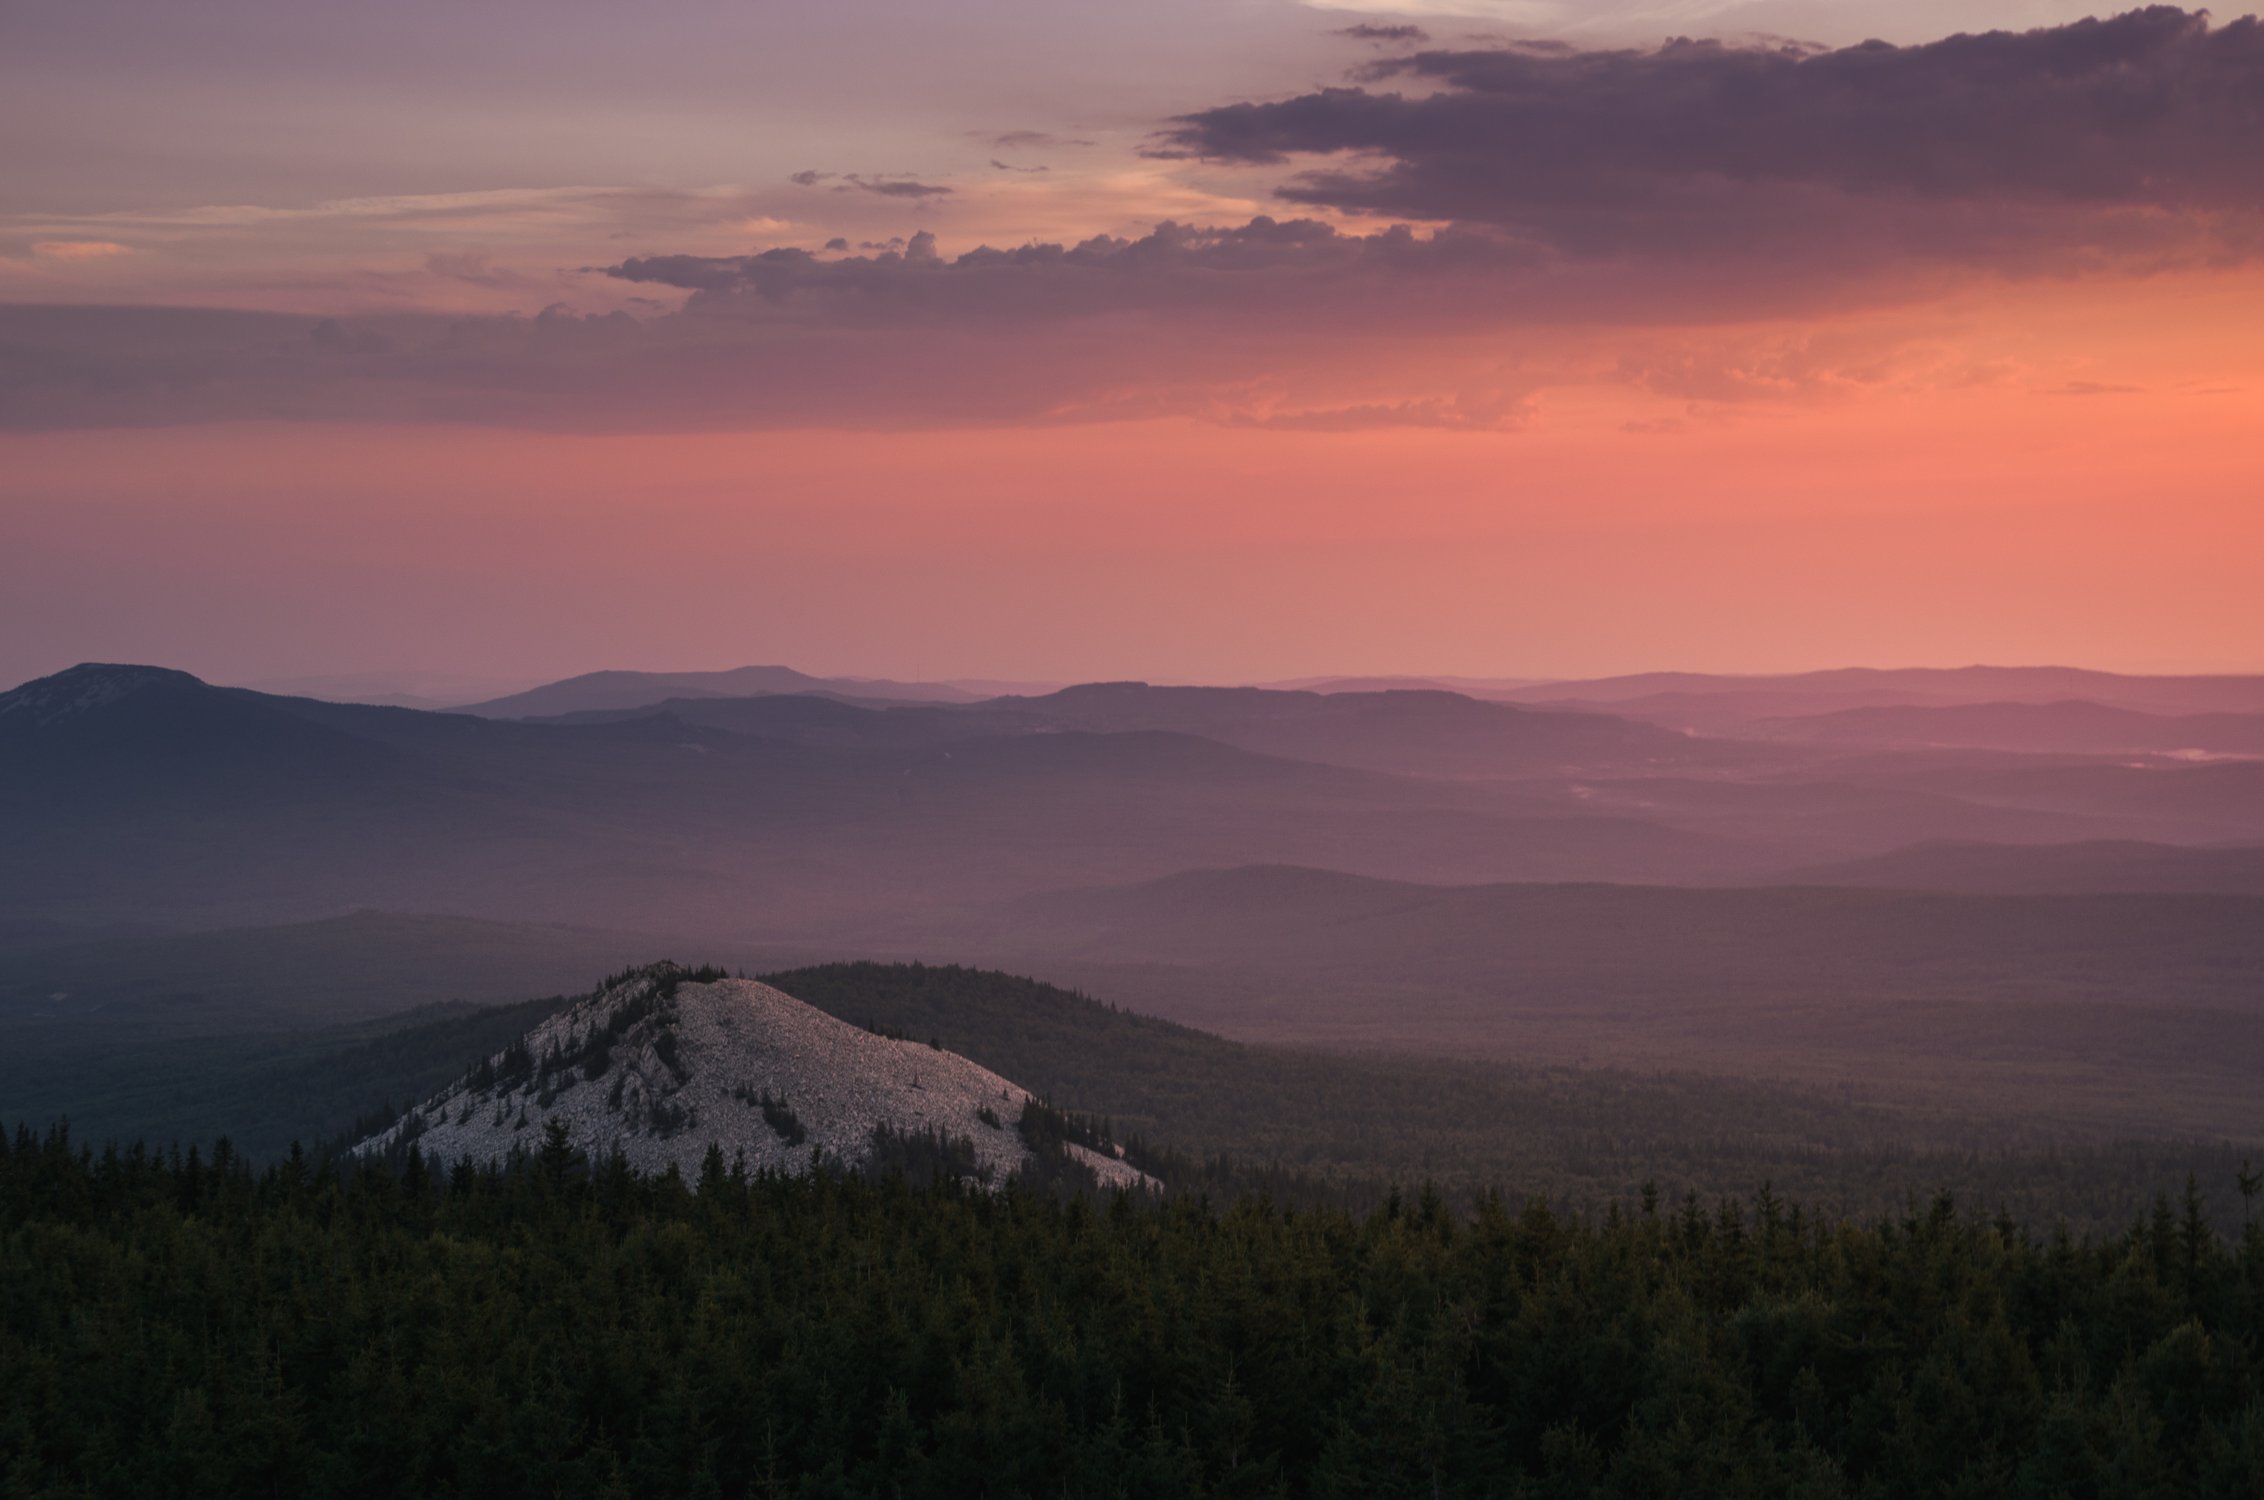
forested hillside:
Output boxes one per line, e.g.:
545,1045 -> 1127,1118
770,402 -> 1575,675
764,962 -> 2261,1233
2,1134 -> 2259,1497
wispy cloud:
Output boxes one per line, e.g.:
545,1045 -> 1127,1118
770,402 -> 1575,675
980,130 -> 1096,150
1331,24 -> 1432,44
29,241 -> 133,260
791,171 -> 955,199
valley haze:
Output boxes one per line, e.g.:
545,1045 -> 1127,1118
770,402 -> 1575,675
9,653 -> 2264,1151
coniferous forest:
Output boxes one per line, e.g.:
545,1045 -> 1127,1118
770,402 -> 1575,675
4,1125 -> 2262,1497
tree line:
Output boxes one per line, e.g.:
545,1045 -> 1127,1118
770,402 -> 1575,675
3,1122 -> 2261,1496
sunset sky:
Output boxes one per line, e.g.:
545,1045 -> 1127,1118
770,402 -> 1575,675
4,2 -> 2259,690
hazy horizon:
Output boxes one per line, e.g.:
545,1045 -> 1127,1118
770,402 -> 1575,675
13,654 -> 2264,709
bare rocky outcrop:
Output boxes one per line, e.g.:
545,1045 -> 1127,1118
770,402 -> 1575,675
356,963 -> 1152,1191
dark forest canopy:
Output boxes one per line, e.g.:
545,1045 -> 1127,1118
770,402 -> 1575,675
2,1126 -> 2261,1497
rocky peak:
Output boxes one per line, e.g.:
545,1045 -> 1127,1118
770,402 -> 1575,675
357,963 -> 1155,1193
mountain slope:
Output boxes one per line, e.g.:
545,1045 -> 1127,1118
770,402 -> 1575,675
357,964 -> 1150,1188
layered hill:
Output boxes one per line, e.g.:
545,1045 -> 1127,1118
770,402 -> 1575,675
356,964 -> 1152,1189
15,661 -> 2264,943
0,663 -> 1787,928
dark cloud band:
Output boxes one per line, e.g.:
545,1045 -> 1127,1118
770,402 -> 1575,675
1166,8 -> 2263,243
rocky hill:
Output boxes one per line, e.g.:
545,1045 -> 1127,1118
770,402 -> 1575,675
356,963 -> 1152,1190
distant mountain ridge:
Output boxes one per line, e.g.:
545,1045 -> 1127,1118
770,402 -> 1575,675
457,665 -> 986,717
1785,839 -> 2264,896
472,662 -> 2264,737
1507,665 -> 2264,727
1751,699 -> 2264,756
1257,674 -> 1543,698
7,663 -> 1783,930
530,679 -> 1739,779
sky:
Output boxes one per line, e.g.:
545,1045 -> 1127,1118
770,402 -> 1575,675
3,2 -> 2260,690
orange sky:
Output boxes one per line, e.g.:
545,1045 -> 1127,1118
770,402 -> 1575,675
3,6 -> 2260,687
6,269 -> 2257,684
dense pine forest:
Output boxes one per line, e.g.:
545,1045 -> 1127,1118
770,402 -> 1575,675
4,1126 -> 2261,1496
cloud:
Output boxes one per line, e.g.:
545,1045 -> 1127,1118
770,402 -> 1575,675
423,251 -> 526,288
0,220 -> 1554,433
792,171 -> 955,199
1332,24 -> 1430,43
0,192 -> 2205,436
6,13 -> 2257,436
1302,0 -> 1563,22
597,217 -> 1548,325
1615,329 -> 1950,404
1221,390 -> 1530,432
2042,379 -> 2145,396
1164,9 -> 2264,264
850,177 -> 953,199
981,130 -> 1095,149
30,241 -> 134,261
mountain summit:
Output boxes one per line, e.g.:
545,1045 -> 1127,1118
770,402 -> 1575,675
0,662 -> 209,729
357,964 -> 1154,1190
